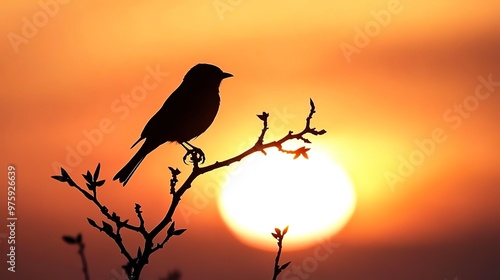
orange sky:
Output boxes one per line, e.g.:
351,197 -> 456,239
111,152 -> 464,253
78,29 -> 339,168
1,1 -> 500,279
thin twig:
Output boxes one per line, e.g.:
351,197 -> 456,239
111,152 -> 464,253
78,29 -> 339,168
78,238 -> 90,280
62,234 -> 90,280
271,226 -> 290,280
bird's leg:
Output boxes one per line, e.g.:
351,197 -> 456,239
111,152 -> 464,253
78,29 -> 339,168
181,142 -> 206,164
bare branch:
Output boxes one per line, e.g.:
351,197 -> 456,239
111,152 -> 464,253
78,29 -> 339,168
52,99 -> 326,279
149,99 -> 325,240
197,98 -> 326,174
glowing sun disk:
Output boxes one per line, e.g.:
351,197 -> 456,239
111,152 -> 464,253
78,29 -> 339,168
218,148 -> 356,251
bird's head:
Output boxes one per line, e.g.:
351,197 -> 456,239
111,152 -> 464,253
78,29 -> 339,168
184,64 -> 233,86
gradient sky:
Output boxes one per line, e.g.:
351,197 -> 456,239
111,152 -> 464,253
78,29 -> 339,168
1,1 -> 500,279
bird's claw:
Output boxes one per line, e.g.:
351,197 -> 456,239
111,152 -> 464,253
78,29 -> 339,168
182,147 -> 206,165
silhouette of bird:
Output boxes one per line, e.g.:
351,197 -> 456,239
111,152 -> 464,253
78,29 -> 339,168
113,63 -> 232,186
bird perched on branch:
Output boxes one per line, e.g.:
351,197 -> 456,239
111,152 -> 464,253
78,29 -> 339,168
113,63 -> 233,186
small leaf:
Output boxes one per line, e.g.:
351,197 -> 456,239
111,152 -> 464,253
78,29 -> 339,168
51,175 -> 66,182
271,232 -> 279,239
173,229 -> 187,236
280,261 -> 291,270
62,235 -> 77,244
168,166 -> 181,176
94,163 -> 101,181
318,129 -> 327,135
257,112 -> 269,121
293,147 -> 310,160
61,168 -> 69,179
283,226 -> 289,235
58,168 -> 77,187
95,180 -> 105,187
275,228 -> 281,235
87,218 -> 98,228
102,221 -> 113,233
303,138 -> 311,144
85,170 -> 93,182
302,151 -> 309,159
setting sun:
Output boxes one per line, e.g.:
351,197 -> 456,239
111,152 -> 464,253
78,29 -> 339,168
3,1 -> 499,278
218,148 -> 356,251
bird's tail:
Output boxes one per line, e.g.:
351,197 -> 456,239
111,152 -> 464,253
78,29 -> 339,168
113,145 -> 149,186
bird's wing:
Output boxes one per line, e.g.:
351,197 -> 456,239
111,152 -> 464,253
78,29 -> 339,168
130,137 -> 144,149
139,86 -> 187,141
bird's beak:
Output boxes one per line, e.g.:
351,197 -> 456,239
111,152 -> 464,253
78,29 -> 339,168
222,72 -> 233,79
